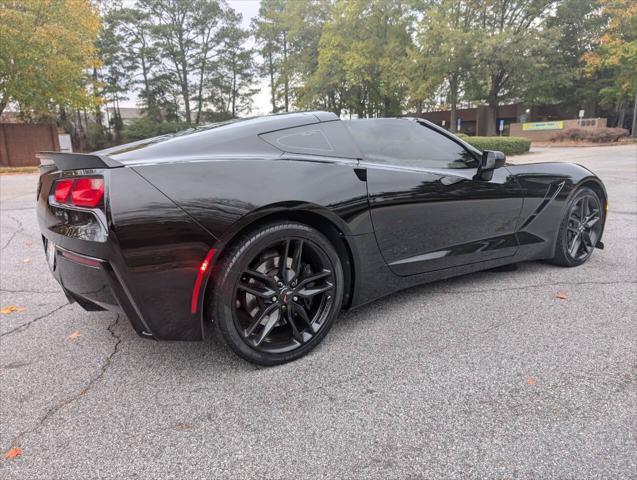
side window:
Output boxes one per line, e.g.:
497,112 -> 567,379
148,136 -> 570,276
345,119 -> 477,169
259,121 -> 362,159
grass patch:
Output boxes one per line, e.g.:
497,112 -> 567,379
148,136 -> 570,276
0,166 -> 39,175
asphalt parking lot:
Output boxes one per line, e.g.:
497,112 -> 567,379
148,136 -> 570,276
1,144 -> 636,479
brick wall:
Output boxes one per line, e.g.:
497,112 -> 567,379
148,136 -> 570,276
0,123 -> 60,167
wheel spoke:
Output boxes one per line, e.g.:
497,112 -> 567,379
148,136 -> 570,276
237,283 -> 275,299
579,197 -> 587,220
296,269 -> 331,289
292,302 -> 314,331
244,303 -> 278,338
279,240 -> 290,282
291,240 -> 303,279
581,231 -> 593,249
285,308 -> 304,343
568,234 -> 581,257
585,213 -> 600,228
254,309 -> 280,346
297,282 -> 333,299
245,269 -> 277,288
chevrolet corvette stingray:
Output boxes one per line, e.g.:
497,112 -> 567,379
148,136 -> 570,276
37,112 -> 607,365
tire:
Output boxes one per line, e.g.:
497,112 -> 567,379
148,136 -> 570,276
210,221 -> 344,366
549,187 -> 604,267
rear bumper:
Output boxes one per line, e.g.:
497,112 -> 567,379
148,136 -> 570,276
46,238 -> 155,338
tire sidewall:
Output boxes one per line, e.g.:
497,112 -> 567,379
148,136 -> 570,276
211,222 -> 344,366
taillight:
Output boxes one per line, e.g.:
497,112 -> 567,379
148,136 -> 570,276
52,177 -> 104,208
54,179 -> 74,202
71,178 -> 104,207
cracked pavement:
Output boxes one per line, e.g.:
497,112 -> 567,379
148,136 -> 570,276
0,144 -> 636,479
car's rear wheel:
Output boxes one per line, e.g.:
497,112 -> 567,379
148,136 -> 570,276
210,221 -> 344,365
550,187 -> 603,267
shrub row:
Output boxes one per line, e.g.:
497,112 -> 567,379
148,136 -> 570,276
549,127 -> 628,143
458,135 -> 532,156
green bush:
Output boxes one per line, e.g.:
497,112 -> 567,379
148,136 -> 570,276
550,127 -> 628,143
461,136 -> 532,155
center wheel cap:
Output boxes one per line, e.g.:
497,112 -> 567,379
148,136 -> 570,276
280,288 -> 292,304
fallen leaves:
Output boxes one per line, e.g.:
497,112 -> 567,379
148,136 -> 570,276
175,422 -> 192,430
527,377 -> 537,385
4,447 -> 22,460
0,306 -> 26,315
22,258 -> 32,264
24,240 -> 32,247
555,292 -> 568,300
68,330 -> 81,341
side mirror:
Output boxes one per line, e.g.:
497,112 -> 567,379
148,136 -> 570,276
476,150 -> 506,181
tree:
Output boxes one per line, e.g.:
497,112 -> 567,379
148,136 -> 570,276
466,0 -> 557,135
543,0 -> 607,117
0,0 -> 101,118
413,0 -> 479,131
207,10 -> 258,117
303,0 -> 414,117
583,0 -> 637,134
253,0 -> 290,113
140,0 -> 224,125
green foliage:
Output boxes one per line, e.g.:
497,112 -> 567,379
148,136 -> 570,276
122,117 -> 190,142
461,136 -> 532,156
550,128 -> 629,142
0,0 -> 101,117
300,0 -> 414,117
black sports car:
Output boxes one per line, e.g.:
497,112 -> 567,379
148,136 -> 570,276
37,112 -> 607,365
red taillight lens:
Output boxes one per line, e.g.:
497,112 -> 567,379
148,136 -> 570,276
52,177 -> 104,208
71,178 -> 104,207
54,179 -> 74,203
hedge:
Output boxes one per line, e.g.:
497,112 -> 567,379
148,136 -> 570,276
550,127 -> 628,143
457,135 -> 532,156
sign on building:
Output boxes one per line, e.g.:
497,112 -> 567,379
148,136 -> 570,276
522,121 -> 564,131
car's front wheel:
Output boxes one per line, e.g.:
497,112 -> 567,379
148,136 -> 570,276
550,186 -> 604,267
210,221 -> 344,365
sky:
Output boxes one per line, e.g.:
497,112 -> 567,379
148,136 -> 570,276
120,0 -> 271,115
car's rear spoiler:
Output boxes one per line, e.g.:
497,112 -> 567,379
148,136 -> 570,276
36,152 -> 123,171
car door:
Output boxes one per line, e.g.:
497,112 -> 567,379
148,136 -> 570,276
345,118 -> 524,276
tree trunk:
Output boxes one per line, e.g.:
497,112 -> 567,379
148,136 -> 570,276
449,76 -> 459,133
92,67 -> 103,128
616,99 -> 625,128
0,94 -> 8,118
283,31 -> 289,112
268,50 -> 276,113
632,88 -> 637,139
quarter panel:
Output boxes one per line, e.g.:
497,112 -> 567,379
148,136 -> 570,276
133,158 -> 373,239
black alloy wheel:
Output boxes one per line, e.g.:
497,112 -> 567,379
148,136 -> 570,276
235,237 -> 335,353
211,222 -> 344,365
551,187 -> 604,267
566,193 -> 602,261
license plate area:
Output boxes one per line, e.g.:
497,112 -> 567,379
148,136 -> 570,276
45,238 -> 56,271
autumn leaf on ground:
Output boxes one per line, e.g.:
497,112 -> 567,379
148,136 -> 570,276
4,447 -> 22,460
24,240 -> 33,247
68,331 -> 81,341
22,258 -> 32,264
527,377 -> 537,385
555,292 -> 568,300
176,422 -> 192,430
0,306 -> 27,315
